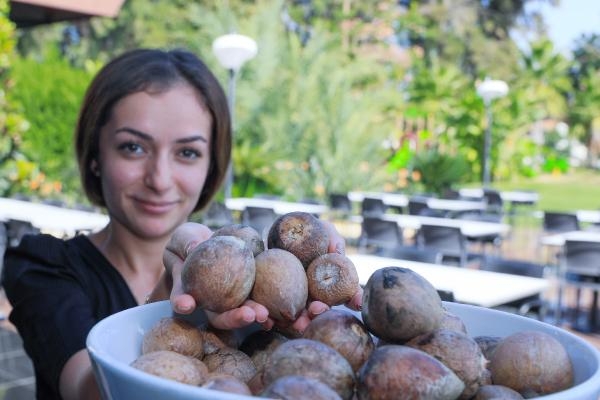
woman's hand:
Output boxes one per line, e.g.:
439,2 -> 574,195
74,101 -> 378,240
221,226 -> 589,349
161,222 -> 272,330
158,219 -> 362,334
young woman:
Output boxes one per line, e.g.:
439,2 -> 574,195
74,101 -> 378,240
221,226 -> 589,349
1,48 -> 361,400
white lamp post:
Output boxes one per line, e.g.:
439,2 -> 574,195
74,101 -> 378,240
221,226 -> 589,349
212,33 -> 258,199
476,78 -> 509,188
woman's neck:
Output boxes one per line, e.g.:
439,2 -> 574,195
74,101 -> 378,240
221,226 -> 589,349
88,222 -> 169,302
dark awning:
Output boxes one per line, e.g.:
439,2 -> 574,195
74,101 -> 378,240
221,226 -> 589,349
9,0 -> 125,28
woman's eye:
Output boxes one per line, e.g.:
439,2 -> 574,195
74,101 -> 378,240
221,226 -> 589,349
118,142 -> 144,155
179,148 -> 201,160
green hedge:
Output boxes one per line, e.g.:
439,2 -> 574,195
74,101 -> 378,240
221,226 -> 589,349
11,49 -> 93,200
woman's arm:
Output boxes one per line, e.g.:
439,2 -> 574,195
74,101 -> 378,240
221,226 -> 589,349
59,349 -> 101,400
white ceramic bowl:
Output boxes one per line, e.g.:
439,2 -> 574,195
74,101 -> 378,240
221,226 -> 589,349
87,300 -> 600,400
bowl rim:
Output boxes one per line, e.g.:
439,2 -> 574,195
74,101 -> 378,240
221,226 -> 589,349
87,300 -> 600,400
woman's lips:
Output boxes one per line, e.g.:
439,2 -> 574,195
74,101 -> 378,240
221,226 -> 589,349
135,198 -> 178,214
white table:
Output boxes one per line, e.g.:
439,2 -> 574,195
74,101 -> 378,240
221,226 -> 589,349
348,254 -> 550,308
0,197 -> 109,236
347,191 -> 408,208
459,188 -> 539,204
378,214 -> 510,239
348,191 -> 485,213
577,210 -> 600,224
539,230 -> 600,248
224,197 -> 328,216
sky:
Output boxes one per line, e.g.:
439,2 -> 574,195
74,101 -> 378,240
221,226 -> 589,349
527,0 -> 600,54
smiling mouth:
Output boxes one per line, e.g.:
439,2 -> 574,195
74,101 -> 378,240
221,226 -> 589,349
136,199 -> 178,213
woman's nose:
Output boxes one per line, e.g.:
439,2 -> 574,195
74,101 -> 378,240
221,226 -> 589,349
144,154 -> 172,192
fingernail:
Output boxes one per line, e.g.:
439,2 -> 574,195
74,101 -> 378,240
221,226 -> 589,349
335,243 -> 345,255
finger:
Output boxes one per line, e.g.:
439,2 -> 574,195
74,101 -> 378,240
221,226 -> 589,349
290,309 -> 312,334
307,301 -> 329,319
322,220 -> 345,255
242,300 -> 270,324
345,286 -> 364,311
207,305 -> 257,330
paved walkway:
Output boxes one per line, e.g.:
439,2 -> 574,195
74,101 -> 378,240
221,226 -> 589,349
0,327 -> 34,400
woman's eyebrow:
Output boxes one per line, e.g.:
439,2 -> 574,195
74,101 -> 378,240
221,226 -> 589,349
114,127 -> 208,144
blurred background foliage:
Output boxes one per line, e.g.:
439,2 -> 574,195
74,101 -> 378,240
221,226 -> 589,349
1,0 -> 600,204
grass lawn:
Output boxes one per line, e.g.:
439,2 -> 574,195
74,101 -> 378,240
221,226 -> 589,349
486,169 -> 600,212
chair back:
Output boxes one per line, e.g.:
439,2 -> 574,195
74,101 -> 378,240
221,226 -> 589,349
361,197 -> 386,218
543,211 -> 580,233
417,224 -> 470,267
407,197 -> 430,216
358,217 -> 402,253
5,219 -> 40,247
483,189 -> 503,214
480,256 -> 545,278
563,240 -> 600,277
328,193 -> 352,214
201,202 -> 234,229
241,207 -> 277,237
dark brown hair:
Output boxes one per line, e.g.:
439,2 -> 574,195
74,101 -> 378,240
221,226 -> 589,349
75,48 -> 231,212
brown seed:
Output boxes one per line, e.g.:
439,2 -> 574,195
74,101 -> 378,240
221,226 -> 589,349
303,308 -> 374,372
203,347 -> 257,383
181,235 -> 255,313
356,345 -> 464,400
202,373 -> 253,395
142,317 -> 204,359
131,350 -> 208,386
212,223 -> 265,257
263,338 -> 355,400
267,211 -> 329,268
250,248 -> 308,322
306,253 -> 359,306
362,266 -> 444,342
488,330 -> 574,397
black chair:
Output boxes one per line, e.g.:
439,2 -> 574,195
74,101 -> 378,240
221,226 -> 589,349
357,217 -> 403,254
241,207 -> 277,237
457,211 -> 504,255
5,219 -> 40,247
557,240 -> 600,332
361,197 -> 387,218
480,255 -> 548,319
543,211 -> 580,233
378,245 -> 443,264
328,193 -> 352,216
201,201 -> 235,229
483,189 -> 504,216
416,224 -> 479,268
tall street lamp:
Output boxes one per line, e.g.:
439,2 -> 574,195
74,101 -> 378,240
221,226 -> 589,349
212,33 -> 258,199
476,78 -> 509,188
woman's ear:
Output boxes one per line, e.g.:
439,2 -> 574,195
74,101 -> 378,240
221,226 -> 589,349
90,160 -> 100,177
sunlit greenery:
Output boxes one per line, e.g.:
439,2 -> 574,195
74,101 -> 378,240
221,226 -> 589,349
5,0 -> 600,203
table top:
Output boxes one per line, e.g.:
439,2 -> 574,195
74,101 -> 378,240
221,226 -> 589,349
348,191 -> 485,212
347,253 -> 550,308
378,214 -> 511,238
0,197 -> 109,236
224,197 -> 329,215
459,188 -> 539,204
577,210 -> 600,224
539,230 -> 600,247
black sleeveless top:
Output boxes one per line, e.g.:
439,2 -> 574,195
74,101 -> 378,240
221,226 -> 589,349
2,234 -> 137,400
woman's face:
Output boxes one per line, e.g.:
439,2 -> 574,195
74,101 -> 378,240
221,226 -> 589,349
96,83 -> 212,240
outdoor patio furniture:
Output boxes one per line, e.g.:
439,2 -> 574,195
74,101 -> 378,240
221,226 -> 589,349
556,240 -> 600,332
377,245 -> 443,264
416,224 -> 480,267
479,255 -> 548,320
201,201 -> 234,229
328,193 -> 352,217
357,217 -> 403,254
241,206 -> 277,237
543,211 -> 580,233
360,197 -> 387,218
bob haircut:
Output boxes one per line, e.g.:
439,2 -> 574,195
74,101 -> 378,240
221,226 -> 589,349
75,48 -> 231,213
